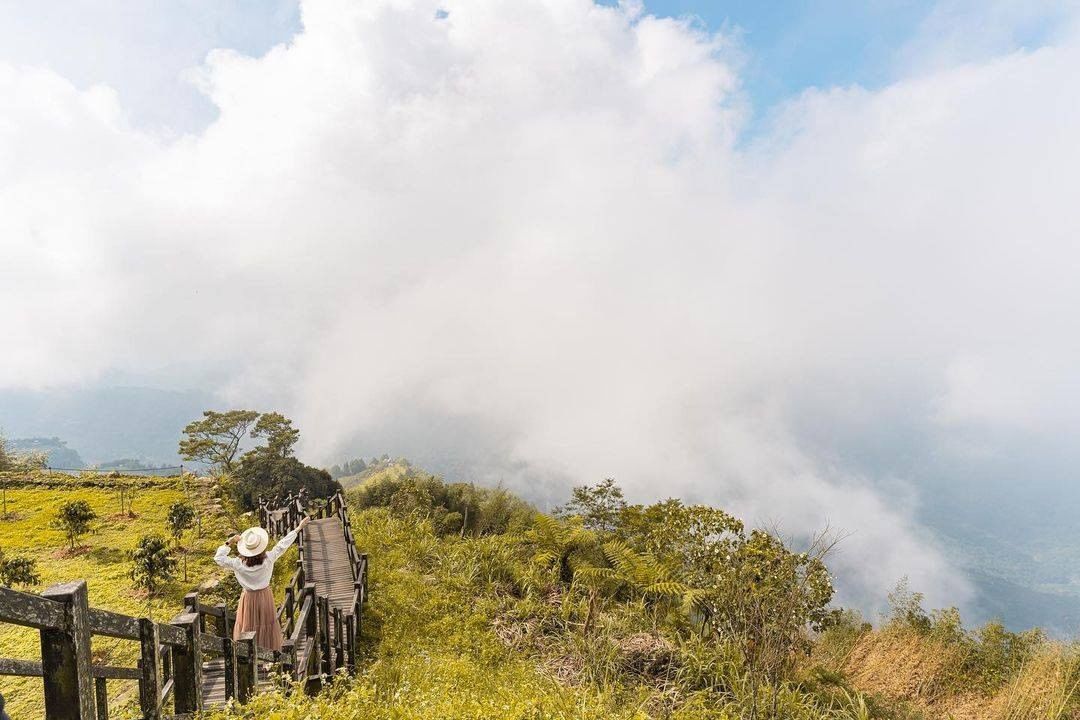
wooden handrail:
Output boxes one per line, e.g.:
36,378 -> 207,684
0,489 -> 366,718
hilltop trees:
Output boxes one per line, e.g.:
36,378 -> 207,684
178,409 -> 341,509
329,457 -> 367,479
555,478 -> 626,532
249,412 -> 299,459
546,480 -> 840,689
54,500 -> 97,550
351,465 -> 532,536
0,431 -> 47,474
232,451 -> 339,510
178,410 -> 259,473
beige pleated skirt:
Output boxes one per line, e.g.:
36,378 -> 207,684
234,586 -> 284,651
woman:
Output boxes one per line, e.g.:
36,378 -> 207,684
214,514 -> 310,650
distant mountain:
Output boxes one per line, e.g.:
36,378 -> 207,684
0,386 -> 213,466
8,437 -> 84,468
965,570 -> 1080,637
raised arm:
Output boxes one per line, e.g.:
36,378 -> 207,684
214,535 -> 242,571
267,515 -> 311,563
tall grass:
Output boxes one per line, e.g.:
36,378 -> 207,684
209,502 -> 886,720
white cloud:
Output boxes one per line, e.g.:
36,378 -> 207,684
4,0 -> 1080,611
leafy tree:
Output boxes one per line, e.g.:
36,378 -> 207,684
54,500 -> 97,550
250,412 -> 300,459
167,501 -> 196,581
0,552 -> 40,588
615,498 -> 838,687
555,478 -> 627,533
166,502 -> 196,547
130,536 -> 177,595
230,453 -> 341,511
178,410 -> 259,472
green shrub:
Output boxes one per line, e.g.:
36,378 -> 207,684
53,499 -> 97,549
130,535 -> 177,595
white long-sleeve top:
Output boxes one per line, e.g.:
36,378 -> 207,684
214,527 -> 299,591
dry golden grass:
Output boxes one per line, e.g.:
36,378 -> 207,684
987,647 -> 1080,720
838,626 -> 1080,720
843,626 -> 970,705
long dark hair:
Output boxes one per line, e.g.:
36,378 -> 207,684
242,552 -> 267,567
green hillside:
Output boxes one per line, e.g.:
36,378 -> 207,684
3,465 -> 1078,719
0,473 -> 246,718
207,464 -> 1080,720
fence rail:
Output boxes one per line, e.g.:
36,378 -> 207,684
45,465 -> 186,477
0,489 -> 366,718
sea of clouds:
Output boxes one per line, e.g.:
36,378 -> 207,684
4,0 -> 1080,612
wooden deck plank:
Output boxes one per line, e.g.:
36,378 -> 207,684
201,511 -> 358,706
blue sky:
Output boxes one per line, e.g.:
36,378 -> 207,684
617,1 -> 936,117
0,0 -> 1065,136
0,0 -> 951,135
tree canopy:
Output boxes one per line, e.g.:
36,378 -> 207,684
0,552 -> 39,589
166,502 -> 196,546
178,410 -> 259,472
249,412 -> 300,459
130,536 -> 176,595
53,500 -> 97,550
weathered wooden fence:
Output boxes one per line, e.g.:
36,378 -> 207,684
0,490 -> 366,718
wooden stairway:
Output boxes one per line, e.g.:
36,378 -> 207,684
304,516 -> 357,653
199,491 -> 367,709
0,489 -> 367,719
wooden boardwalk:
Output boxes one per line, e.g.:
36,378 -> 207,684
201,499 -> 362,708
0,489 -> 367,719
304,517 -> 356,644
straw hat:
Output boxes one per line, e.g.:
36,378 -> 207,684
237,526 -> 270,557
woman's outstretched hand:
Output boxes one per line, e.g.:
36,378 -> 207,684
298,515 -> 312,531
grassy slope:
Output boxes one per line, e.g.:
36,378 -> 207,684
0,474 -> 242,719
824,626 -> 1080,720
210,506 -> 651,720
7,468 -> 1078,720
209,470 -> 1080,720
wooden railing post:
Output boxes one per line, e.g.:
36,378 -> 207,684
345,613 -> 356,673
319,596 -> 333,676
216,602 -> 232,639
281,638 -> 296,681
333,607 -> 344,674
283,586 -> 295,636
236,630 -> 257,702
303,583 -> 319,683
223,636 -> 238,701
137,618 -> 162,719
183,592 -> 203,633
39,580 -> 96,720
95,677 -> 109,719
170,612 -> 202,714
